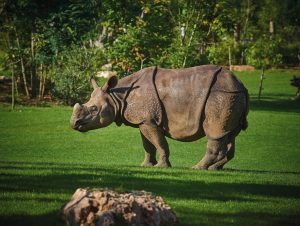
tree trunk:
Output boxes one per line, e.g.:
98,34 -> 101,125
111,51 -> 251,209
39,64 -> 43,99
4,27 -> 18,107
11,66 -> 15,110
31,32 -> 37,98
258,68 -> 265,101
20,57 -> 29,97
242,0 -> 250,38
182,12 -> 200,68
39,64 -> 46,100
15,76 -> 19,96
41,72 -> 46,98
228,46 -> 232,70
14,26 -> 30,97
240,0 -> 251,64
234,24 -> 240,48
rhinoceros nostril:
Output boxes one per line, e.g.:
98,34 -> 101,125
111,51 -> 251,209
75,119 -> 81,125
71,118 -> 82,129
76,118 -> 90,126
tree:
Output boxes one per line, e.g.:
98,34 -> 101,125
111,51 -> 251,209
105,0 -> 174,75
50,45 -> 106,105
0,0 -> 102,100
1,0 -> 299,105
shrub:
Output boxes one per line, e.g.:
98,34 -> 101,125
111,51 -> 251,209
206,37 -> 239,66
245,35 -> 283,69
281,43 -> 300,66
50,45 -> 106,105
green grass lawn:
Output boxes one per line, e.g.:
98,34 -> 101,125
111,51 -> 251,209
0,69 -> 300,226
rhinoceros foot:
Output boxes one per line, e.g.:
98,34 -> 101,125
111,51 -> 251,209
207,165 -> 220,171
208,164 -> 224,171
140,160 -> 157,167
154,161 -> 172,168
192,164 -> 208,170
192,164 -> 224,171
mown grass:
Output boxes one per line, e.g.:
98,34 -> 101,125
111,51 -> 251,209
0,69 -> 300,226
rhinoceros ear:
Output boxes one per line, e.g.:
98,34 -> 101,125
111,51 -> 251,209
103,75 -> 118,92
90,77 -> 99,90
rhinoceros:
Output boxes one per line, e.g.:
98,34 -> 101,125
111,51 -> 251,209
70,65 -> 249,170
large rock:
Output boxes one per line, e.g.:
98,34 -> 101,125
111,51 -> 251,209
61,188 -> 178,226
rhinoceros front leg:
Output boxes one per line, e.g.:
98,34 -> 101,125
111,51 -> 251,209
192,137 -> 227,170
139,124 -> 171,167
140,131 -> 157,166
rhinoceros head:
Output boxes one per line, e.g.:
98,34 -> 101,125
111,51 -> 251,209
70,76 -> 118,132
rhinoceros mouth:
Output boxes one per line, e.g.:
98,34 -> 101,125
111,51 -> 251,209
77,124 -> 89,132
71,114 -> 99,132
72,120 -> 87,131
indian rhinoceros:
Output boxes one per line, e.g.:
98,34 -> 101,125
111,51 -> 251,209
70,65 -> 249,170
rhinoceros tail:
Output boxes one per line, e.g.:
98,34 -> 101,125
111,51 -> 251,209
240,88 -> 249,131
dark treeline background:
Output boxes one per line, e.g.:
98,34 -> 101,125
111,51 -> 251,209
0,0 -> 299,104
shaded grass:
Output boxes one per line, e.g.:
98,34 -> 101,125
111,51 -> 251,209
235,69 -> 300,113
1,161 -> 300,226
0,69 -> 300,225
0,161 -> 300,226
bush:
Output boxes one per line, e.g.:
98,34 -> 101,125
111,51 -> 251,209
206,37 -> 239,66
245,35 -> 283,69
281,43 -> 300,66
50,45 -> 106,105
107,25 -> 145,76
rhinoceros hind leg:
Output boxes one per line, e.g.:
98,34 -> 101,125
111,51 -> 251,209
139,124 -> 171,168
192,137 -> 227,170
140,131 -> 158,166
208,136 -> 235,170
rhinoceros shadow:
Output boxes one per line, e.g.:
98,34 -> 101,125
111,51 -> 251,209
249,94 -> 300,113
0,161 -> 300,226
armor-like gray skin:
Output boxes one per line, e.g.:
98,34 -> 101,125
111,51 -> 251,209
70,65 -> 249,170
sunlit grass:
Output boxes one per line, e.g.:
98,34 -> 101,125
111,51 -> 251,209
0,69 -> 300,225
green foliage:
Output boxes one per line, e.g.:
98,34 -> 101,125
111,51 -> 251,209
0,50 -> 10,77
279,25 -> 300,65
107,0 -> 174,75
50,45 -> 106,105
164,37 -> 187,68
206,37 -> 239,65
0,0 -> 299,102
107,24 -> 145,75
163,0 -> 214,68
282,42 -> 300,65
45,0 -> 101,47
245,35 -> 283,69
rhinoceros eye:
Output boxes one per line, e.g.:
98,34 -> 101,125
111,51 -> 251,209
89,105 -> 99,116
